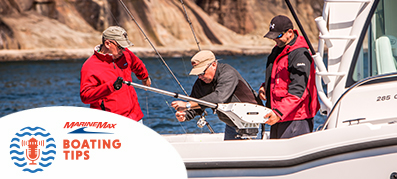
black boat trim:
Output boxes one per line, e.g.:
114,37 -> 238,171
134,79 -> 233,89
185,137 -> 397,169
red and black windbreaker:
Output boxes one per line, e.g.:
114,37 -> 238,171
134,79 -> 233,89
264,30 -> 320,122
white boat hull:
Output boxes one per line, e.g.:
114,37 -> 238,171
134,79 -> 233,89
164,122 -> 397,178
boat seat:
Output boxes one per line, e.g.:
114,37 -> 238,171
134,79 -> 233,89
375,35 -> 397,74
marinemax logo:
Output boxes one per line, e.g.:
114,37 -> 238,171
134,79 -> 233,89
63,122 -> 121,160
64,122 -> 117,134
10,127 -> 56,173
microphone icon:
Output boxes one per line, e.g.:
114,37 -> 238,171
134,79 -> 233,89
24,137 -> 43,165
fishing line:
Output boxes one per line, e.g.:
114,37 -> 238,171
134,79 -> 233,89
178,0 -> 215,133
109,9 -> 121,26
107,2 -> 187,133
151,80 -> 188,134
145,96 -> 149,118
179,0 -> 201,51
181,56 -> 189,75
117,0 -> 188,96
109,7 -> 158,125
117,0 -> 213,133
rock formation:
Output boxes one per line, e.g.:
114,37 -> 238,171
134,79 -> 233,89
0,0 -> 323,61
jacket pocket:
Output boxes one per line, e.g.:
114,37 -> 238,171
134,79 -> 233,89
273,86 -> 288,99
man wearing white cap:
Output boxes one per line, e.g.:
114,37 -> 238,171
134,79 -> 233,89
171,50 -> 263,140
80,26 -> 151,123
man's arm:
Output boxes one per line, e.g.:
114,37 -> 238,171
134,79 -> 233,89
288,48 -> 312,98
127,49 -> 149,81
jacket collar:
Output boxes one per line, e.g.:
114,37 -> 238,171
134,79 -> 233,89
93,44 -> 117,63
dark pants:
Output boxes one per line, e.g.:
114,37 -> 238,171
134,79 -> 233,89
270,118 -> 313,139
224,124 -> 241,140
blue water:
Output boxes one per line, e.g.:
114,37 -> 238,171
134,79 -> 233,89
0,55 -> 326,134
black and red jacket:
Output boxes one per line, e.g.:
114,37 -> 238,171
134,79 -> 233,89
80,46 -> 149,121
263,30 -> 319,122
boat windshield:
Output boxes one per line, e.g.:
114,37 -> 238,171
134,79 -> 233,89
352,0 -> 397,82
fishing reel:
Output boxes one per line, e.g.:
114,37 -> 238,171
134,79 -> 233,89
196,115 -> 207,128
196,111 -> 215,133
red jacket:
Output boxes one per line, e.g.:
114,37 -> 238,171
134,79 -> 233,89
269,32 -> 319,122
80,46 -> 149,121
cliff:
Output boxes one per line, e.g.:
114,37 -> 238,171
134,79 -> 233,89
0,0 -> 323,61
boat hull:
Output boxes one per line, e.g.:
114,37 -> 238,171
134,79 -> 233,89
163,123 -> 397,178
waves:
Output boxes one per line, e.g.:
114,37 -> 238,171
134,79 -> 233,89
22,168 -> 43,173
14,132 -> 51,137
10,150 -> 24,155
42,150 -> 56,155
21,127 -> 45,131
41,156 -> 55,161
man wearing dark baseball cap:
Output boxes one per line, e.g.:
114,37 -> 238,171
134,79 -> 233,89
80,26 -> 151,123
259,15 -> 320,139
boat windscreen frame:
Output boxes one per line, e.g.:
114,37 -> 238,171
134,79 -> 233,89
346,0 -> 381,87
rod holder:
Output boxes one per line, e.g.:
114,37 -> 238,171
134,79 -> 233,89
315,17 -> 333,48
313,53 -> 331,84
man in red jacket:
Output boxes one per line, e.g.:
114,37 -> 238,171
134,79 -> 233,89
80,26 -> 151,122
259,15 -> 320,139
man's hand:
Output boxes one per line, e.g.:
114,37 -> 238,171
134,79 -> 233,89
171,101 -> 187,111
264,111 -> 281,125
175,111 -> 186,122
113,77 -> 123,90
142,77 -> 151,87
259,86 -> 266,101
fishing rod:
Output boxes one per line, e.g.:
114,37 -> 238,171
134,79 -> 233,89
117,0 -> 188,96
284,0 -> 315,54
284,0 -> 331,85
123,80 -> 272,138
179,0 -> 201,51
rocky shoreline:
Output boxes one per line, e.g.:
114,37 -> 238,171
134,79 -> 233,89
0,46 -> 274,61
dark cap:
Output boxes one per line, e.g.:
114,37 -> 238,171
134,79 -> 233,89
264,15 -> 293,39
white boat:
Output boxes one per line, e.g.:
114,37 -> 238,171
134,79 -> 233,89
160,0 -> 397,178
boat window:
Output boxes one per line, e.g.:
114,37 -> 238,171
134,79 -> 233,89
352,0 -> 397,82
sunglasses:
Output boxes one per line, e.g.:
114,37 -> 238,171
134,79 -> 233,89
198,62 -> 213,76
109,41 -> 124,50
276,31 -> 286,39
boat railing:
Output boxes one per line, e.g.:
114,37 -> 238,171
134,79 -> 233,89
314,0 -> 374,112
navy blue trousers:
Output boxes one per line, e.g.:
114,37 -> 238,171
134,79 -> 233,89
270,118 -> 314,139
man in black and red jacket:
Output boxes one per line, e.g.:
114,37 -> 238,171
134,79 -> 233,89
259,15 -> 320,139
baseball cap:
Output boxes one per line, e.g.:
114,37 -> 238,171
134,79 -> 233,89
189,50 -> 216,75
264,15 -> 293,39
103,26 -> 134,48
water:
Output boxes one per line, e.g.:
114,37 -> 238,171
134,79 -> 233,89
0,55 -> 326,134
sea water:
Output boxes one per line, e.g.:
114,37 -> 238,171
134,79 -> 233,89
0,55 -> 326,134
